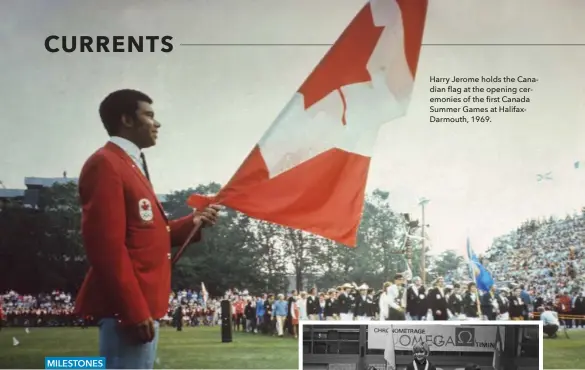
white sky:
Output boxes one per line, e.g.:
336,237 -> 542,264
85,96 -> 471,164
1,0 -> 584,256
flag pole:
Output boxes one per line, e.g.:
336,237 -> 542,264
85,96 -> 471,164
171,223 -> 202,266
418,198 -> 430,285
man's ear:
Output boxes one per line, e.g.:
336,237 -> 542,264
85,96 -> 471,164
121,114 -> 135,129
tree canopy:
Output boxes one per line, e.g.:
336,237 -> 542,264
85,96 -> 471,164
0,182 -> 465,295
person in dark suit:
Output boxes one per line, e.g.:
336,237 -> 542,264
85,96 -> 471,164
406,276 -> 427,320
405,342 -> 437,370
263,295 -> 274,334
173,306 -> 183,332
496,287 -> 510,320
337,284 -> 353,320
463,282 -> 481,319
447,283 -> 463,318
574,292 -> 585,327
481,285 -> 499,320
324,289 -> 337,320
426,277 -> 448,320
306,288 -> 319,320
509,287 -> 526,320
286,290 -> 297,333
353,285 -> 373,320
73,89 -> 220,369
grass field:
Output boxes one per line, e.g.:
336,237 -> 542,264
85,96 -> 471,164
1,326 -> 583,369
543,328 -> 585,369
0,326 -> 298,369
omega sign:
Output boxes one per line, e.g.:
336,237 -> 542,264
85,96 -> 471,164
455,327 -> 475,347
368,326 -> 502,352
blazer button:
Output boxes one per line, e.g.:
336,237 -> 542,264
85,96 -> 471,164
166,225 -> 170,232
167,253 -> 171,260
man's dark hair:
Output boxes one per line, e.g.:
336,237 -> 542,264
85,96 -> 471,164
99,89 -> 153,136
468,282 -> 476,289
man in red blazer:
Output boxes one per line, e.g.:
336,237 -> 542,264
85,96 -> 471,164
74,89 -> 219,369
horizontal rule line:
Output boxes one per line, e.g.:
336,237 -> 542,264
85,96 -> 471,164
423,43 -> 585,46
179,43 -> 585,47
179,43 -> 333,46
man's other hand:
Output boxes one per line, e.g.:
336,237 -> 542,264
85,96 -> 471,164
194,204 -> 221,227
128,317 -> 155,344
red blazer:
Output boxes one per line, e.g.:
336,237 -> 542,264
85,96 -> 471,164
74,142 -> 201,326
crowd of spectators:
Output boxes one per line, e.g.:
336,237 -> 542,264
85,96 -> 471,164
484,211 -> 585,320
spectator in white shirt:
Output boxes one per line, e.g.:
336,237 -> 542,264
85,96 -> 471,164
539,306 -> 559,338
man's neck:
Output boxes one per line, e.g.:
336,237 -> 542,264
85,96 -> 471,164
112,133 -> 141,148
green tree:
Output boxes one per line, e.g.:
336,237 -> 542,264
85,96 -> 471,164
254,221 -> 289,294
432,250 -> 464,279
313,189 -> 413,290
282,228 -> 321,292
0,181 -> 86,293
39,182 -> 88,292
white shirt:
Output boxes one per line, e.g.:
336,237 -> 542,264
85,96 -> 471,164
387,284 -> 403,310
540,311 -> 560,326
109,136 -> 147,177
378,292 -> 389,320
297,298 -> 308,320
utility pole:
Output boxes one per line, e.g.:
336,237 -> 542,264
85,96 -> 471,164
418,198 -> 430,285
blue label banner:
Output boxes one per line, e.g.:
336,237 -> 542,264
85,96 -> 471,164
45,357 -> 106,369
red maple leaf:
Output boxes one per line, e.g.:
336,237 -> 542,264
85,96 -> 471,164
141,201 -> 150,211
297,4 -> 384,125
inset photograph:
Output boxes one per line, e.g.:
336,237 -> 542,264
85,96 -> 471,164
301,322 -> 540,370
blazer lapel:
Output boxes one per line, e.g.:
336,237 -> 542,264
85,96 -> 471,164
105,142 -> 168,223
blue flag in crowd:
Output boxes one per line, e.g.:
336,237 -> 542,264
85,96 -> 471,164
466,237 -> 494,291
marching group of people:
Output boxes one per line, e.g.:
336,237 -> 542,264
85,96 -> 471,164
1,281 -> 583,341
288,275 -> 532,321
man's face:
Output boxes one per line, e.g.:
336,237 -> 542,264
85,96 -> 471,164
396,278 -> 404,286
124,101 -> 160,148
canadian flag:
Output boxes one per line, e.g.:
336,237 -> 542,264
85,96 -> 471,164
188,0 -> 428,246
